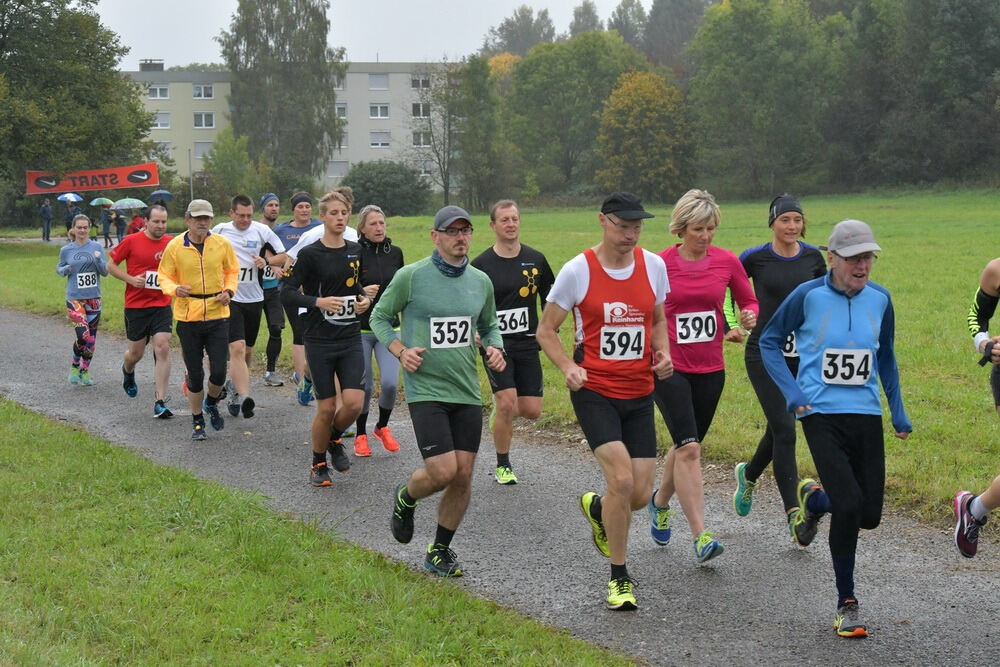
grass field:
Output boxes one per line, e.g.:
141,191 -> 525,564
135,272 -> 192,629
2,188 -> 999,523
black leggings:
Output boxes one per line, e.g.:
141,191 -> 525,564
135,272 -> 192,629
176,319 -> 229,393
282,301 -> 306,345
652,369 -> 725,447
745,350 -> 801,511
800,413 -> 884,558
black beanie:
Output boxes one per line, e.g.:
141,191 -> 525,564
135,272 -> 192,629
768,194 -> 802,226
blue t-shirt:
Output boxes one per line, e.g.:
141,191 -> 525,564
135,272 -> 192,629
272,219 -> 322,287
57,240 -> 108,300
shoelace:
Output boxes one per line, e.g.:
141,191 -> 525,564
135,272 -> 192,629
654,506 -> 672,529
695,531 -> 717,552
611,576 -> 638,594
432,546 -> 459,566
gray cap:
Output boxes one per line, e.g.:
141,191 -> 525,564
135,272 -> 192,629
821,219 -> 881,256
433,205 -> 471,231
186,199 -> 214,217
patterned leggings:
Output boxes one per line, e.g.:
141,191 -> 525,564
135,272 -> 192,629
67,299 -> 101,371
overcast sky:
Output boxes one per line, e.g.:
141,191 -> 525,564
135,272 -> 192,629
95,0 -> 630,69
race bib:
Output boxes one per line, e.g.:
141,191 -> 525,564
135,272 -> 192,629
322,295 -> 358,323
262,265 -> 276,280
782,332 -> 798,358
430,316 -> 472,349
675,310 -> 717,344
143,270 -> 161,290
497,307 -> 529,334
238,266 -> 256,284
821,348 -> 872,386
600,325 -> 645,360
76,272 -> 98,289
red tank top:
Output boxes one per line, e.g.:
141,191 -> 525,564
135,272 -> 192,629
574,247 -> 655,399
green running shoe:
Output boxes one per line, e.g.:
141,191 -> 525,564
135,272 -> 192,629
694,529 -> 723,563
580,492 -> 609,558
78,370 -> 94,386
606,576 -> 637,611
733,462 -> 757,516
390,483 -> 416,544
69,367 -> 81,385
793,478 -> 823,547
834,599 -> 868,638
494,464 -> 518,485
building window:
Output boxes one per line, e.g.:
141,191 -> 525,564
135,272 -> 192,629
369,131 -> 391,148
193,141 -> 213,159
152,112 -> 170,129
336,132 -> 347,148
148,83 -> 168,99
412,103 -> 430,118
327,160 -> 349,178
411,75 -> 430,89
412,131 -> 432,147
336,103 -> 347,119
194,112 -> 215,128
193,84 -> 214,99
333,75 -> 344,91
420,160 -> 434,176
369,104 -> 389,119
369,73 -> 389,90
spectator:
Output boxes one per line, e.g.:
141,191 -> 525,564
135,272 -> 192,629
39,199 -> 53,242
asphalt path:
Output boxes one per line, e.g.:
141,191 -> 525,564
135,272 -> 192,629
2,305 -> 998,665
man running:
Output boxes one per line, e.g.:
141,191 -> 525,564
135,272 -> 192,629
536,192 -> 672,611
373,205 -> 506,578
256,192 -> 287,386
107,203 -> 174,417
157,199 -> 239,441
471,199 -> 554,485
212,194 -> 286,419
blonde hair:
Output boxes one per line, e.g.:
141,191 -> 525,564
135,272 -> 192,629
356,204 -> 385,234
318,189 -> 353,217
670,189 -> 720,237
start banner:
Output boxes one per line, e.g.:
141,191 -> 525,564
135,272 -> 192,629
26,162 -> 160,195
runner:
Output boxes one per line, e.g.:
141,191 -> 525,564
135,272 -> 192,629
760,218 -> 912,638
373,205 -> 506,578
954,478 -> 999,557
157,199 -> 239,441
353,204 -> 405,457
731,194 -> 826,544
966,256 -> 1000,416
648,189 -> 758,563
280,190 -> 369,485
106,203 -> 175,417
56,214 -> 107,386
536,192 -> 672,610
212,194 -> 286,419
257,192 -> 287,386
471,199 -> 555,484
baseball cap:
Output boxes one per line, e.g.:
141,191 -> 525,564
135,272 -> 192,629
186,199 -> 214,218
434,205 -> 471,231
820,219 -> 881,256
601,192 -> 655,220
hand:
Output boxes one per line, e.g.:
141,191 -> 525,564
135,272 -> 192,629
253,256 -> 267,269
363,284 -> 379,298
354,295 -> 370,314
894,431 -> 910,440
175,284 -> 192,297
563,364 -> 588,391
126,274 -> 145,289
724,328 -> 746,344
740,309 -> 757,330
93,250 -> 102,258
215,291 -> 231,305
271,266 -> 285,279
315,296 -> 343,312
400,346 -> 425,373
652,350 -> 673,380
794,404 -> 813,415
991,336 -> 1000,364
484,345 -> 506,372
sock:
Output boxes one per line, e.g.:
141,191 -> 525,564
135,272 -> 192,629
831,553 -> 856,605
434,524 -> 455,548
376,406 -> 392,430
329,425 -> 343,443
192,413 -> 204,423
497,452 -> 511,468
970,495 -> 990,521
590,495 -> 603,522
807,488 -> 832,515
205,394 -> 219,406
312,451 -> 327,466
610,562 -> 629,580
356,411 -> 369,435
123,364 -> 135,376
399,485 -> 416,506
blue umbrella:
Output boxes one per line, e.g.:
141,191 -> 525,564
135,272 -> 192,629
57,193 -> 83,202
148,189 -> 173,203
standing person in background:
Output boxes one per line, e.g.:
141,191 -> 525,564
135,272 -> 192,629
127,211 -> 146,236
40,199 -> 53,242
56,214 -> 107,386
257,192 -> 288,387
64,201 -> 80,232
99,206 -> 113,248
732,194 -> 826,546
114,208 -> 127,245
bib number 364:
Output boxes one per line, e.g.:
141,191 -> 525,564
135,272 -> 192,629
822,348 -> 872,385
430,316 -> 472,348
600,325 -> 644,360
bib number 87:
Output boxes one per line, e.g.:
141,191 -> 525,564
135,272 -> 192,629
600,325 -> 644,360
822,348 -> 872,385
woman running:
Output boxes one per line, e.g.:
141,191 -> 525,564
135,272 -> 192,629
56,214 -> 108,386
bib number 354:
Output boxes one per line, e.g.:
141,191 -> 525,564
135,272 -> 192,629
430,316 -> 472,348
821,348 -> 872,385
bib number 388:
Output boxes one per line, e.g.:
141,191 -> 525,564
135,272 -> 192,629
821,348 -> 872,385
76,272 -> 97,289
600,325 -> 644,360
430,316 -> 472,348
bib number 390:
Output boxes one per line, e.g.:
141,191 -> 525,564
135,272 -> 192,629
821,348 -> 872,385
76,272 -> 97,289
676,311 -> 716,344
600,325 -> 644,360
430,316 -> 472,348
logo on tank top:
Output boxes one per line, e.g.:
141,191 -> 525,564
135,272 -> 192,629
603,301 -> 645,324
519,267 -> 540,297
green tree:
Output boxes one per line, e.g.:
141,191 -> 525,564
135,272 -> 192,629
482,5 -> 556,56
340,161 -> 430,216
408,61 -> 464,204
643,0 -> 714,70
596,71 -> 694,202
218,0 -> 346,183
569,1 -> 604,36
197,127 -> 273,211
607,0 -> 648,49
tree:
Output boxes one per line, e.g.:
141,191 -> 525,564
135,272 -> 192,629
408,61 -> 464,204
596,71 -> 694,202
198,127 -> 272,211
340,161 -> 430,216
482,5 -> 556,56
607,0 -> 648,49
644,0 -> 714,70
218,0 -> 346,183
569,1 -> 604,37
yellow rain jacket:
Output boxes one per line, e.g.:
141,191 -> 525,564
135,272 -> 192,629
158,231 -> 239,322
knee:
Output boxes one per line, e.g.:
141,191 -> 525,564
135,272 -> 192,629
427,460 -> 459,488
229,341 -> 246,357
675,442 -> 701,464
518,399 -> 542,420
495,393 -> 517,419
606,468 -> 635,499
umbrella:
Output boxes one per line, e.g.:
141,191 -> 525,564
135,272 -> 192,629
89,197 -> 113,206
111,197 -> 146,210
57,193 -> 83,202
148,189 -> 173,203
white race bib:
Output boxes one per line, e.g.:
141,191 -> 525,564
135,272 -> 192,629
322,295 -> 358,323
238,265 -> 256,284
430,316 -> 472,349
782,332 -> 798,358
675,310 -> 717,344
262,265 -> 276,280
599,325 -> 645,360
76,272 -> 98,289
143,270 -> 161,290
497,307 -> 529,334
821,348 -> 872,386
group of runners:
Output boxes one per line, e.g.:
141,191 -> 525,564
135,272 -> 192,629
54,187 -> 996,637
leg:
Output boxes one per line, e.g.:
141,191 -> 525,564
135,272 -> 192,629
491,388 -> 518,455
980,474 -> 1000,511
151,332 -> 172,402
594,441 -> 635,565
228,340 -> 250,396
311,397 -> 337,454
123,338 -> 146,373
436,450 -> 477,530
746,355 -> 801,511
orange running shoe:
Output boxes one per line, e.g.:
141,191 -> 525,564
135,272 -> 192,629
372,426 -> 400,452
354,434 -> 372,457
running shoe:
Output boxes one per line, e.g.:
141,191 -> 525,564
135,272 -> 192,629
310,461 -> 332,487
793,478 -> 824,546
69,367 -> 81,385
954,490 -> 987,558
733,462 -> 757,516
354,434 -> 371,457
648,492 -> 673,546
342,424 -> 356,438
78,370 -> 94,386
122,365 -> 138,398
191,416 -> 207,441
372,426 -> 400,452
391,482 -> 416,544
202,399 -> 225,431
153,400 -> 173,419
495,465 -> 518,485
295,373 -> 314,406
580,492 -> 609,558
834,599 -> 868,638
694,530 -> 723,563
328,440 -> 350,472
488,402 -> 497,432
606,576 -> 638,611
240,396 -> 255,419
225,378 -> 240,417
262,371 -> 284,387
424,543 -> 463,577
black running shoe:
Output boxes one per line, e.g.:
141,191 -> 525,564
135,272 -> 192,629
153,400 -> 173,419
240,396 -> 255,419
391,483 -> 416,544
327,440 -> 350,472
122,365 -> 138,398
310,461 -> 332,487
424,543 -> 463,577
203,399 -> 225,431
191,416 -> 207,441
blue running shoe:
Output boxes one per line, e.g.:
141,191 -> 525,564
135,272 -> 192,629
694,530 -> 723,563
648,491 -> 673,546
202,399 -> 225,431
296,373 -> 314,406
153,400 -> 173,419
225,378 -> 240,417
122,365 -> 138,398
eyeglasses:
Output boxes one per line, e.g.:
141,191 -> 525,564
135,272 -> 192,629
439,226 -> 473,237
605,214 -> 643,233
834,252 -> 878,265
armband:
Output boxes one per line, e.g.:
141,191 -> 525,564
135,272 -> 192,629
224,289 -> 234,298
979,341 -> 995,367
974,331 -> 990,355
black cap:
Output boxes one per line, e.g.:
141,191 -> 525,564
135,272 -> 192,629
768,194 -> 802,226
601,192 -> 655,220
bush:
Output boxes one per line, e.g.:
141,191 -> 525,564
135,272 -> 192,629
340,161 -> 430,216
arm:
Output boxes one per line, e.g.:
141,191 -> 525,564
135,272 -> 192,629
759,287 -> 811,413
729,257 -> 759,331
537,302 -> 587,391
279,252 -> 319,310
221,241 -> 239,295
876,291 -> 912,437
650,305 -> 673,379
156,244 -> 179,296
107,255 -> 145,289
477,280 -> 505,372
56,249 -> 70,276
94,248 -> 108,276
969,258 -> 1000,356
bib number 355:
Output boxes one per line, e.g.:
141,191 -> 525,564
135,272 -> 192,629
821,348 -> 872,385
430,316 -> 472,348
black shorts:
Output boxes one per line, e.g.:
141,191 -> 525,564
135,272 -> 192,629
304,337 -> 365,400
653,369 -> 725,448
569,387 -> 656,458
262,287 -> 284,330
991,364 -> 1000,406
481,337 -> 543,396
409,401 -> 483,459
228,300 -> 263,345
124,305 -> 172,342
283,301 -> 306,345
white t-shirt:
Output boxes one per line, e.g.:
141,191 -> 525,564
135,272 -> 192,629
286,224 -> 358,261
211,220 -> 286,303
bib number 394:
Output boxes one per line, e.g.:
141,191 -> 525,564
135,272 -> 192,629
497,307 -> 528,334
76,272 -> 97,289
600,325 -> 644,360
430,316 -> 472,348
822,348 -> 872,385
676,311 -> 716,344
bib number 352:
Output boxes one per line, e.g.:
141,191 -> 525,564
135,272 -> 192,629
600,325 -> 644,360
822,348 -> 872,385
430,316 -> 472,348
